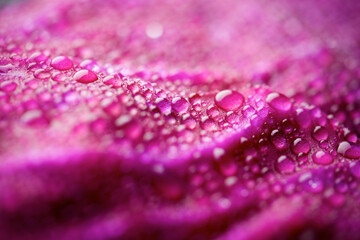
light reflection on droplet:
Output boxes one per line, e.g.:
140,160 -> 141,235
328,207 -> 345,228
146,22 -> 163,39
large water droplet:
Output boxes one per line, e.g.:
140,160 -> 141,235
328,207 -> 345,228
34,69 -> 51,79
215,90 -> 244,111
0,81 -> 17,93
156,98 -> 172,115
52,72 -> 66,82
270,130 -> 288,150
276,155 -> 296,174
291,138 -> 310,155
312,126 -> 329,141
29,52 -> 48,63
337,141 -> 360,159
51,56 -> 73,71
74,70 -> 98,84
312,150 -> 333,165
0,63 -> 14,73
172,97 -> 189,114
21,110 -> 49,127
200,116 -> 216,131
266,92 -> 292,112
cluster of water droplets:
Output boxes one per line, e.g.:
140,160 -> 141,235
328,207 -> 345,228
1,0 -> 360,239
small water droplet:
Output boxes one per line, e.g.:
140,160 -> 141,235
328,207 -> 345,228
242,105 -> 255,117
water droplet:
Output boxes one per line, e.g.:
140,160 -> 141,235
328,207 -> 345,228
207,106 -> 220,120
189,93 -> 201,105
172,97 -> 189,114
215,90 -> 244,111
73,69 -> 98,84
242,105 -> 255,117
29,52 -> 48,63
102,99 -> 122,117
213,148 -> 225,160
34,69 -> 51,79
0,81 -> 17,92
51,56 -> 73,71
51,72 -> 66,82
183,114 -> 196,129
25,79 -> 39,89
257,107 -> 269,118
226,112 -> 239,124
319,140 -> 328,149
337,141 -> 360,159
146,22 -> 163,39
115,116 -> 142,140
312,126 -> 328,141
266,92 -> 292,112
270,130 -> 288,150
103,75 -> 121,88
345,132 -> 358,143
325,190 -> 345,207
312,150 -> 333,165
291,138 -> 310,155
250,114 -> 263,128
156,98 -> 171,115
0,63 -> 14,73
276,155 -> 296,174
349,162 -> 360,178
80,59 -> 100,72
295,109 -> 311,128
299,173 -> 324,193
90,118 -> 108,134
200,116 -> 216,131
21,110 -> 49,127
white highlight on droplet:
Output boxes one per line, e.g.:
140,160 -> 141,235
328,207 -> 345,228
146,22 -> 163,39
213,147 -> 225,160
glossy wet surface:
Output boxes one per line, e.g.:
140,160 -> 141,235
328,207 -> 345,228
1,0 -> 360,239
